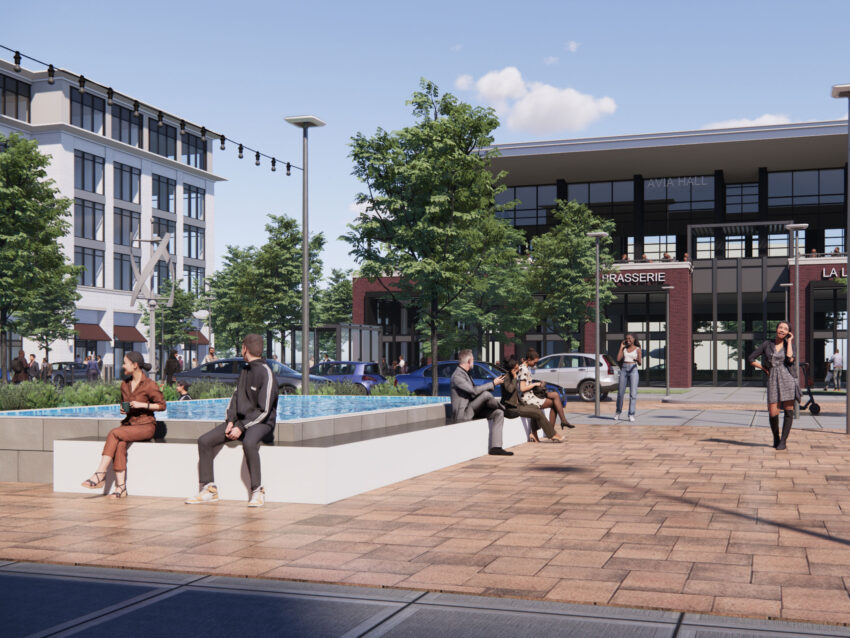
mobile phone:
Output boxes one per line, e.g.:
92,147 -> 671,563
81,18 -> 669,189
120,401 -> 130,412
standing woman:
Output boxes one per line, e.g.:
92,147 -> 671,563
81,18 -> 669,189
80,351 -> 165,498
615,334 -> 642,422
747,322 -> 800,449
519,349 -> 574,433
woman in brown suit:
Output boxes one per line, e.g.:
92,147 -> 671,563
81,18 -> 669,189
81,351 -> 165,498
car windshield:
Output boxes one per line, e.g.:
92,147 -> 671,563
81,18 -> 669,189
478,362 -> 504,375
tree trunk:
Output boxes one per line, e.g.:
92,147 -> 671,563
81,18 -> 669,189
430,296 -> 439,396
0,312 -> 7,384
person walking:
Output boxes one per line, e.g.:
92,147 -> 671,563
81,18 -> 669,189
615,334 -> 642,422
80,352 -> 165,498
747,322 -> 800,450
824,358 -> 835,392
186,334 -> 278,507
11,350 -> 27,384
40,358 -> 52,382
450,349 -> 510,455
85,355 -> 99,382
501,356 -> 563,443
164,351 -> 180,385
27,354 -> 39,381
202,347 -> 218,364
830,348 -> 843,390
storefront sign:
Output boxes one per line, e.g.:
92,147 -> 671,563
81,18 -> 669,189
602,272 -> 666,285
645,176 -> 708,188
822,267 -> 847,279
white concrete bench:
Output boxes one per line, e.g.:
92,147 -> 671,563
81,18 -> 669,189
53,415 -> 534,504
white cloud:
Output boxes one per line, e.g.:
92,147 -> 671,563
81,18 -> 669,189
454,74 -> 474,91
566,40 -> 580,53
454,66 -> 616,134
543,56 -> 559,65
700,113 -> 791,130
450,43 -> 463,52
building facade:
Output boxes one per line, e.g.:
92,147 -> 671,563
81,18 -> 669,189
354,121 -> 849,387
0,60 -> 223,377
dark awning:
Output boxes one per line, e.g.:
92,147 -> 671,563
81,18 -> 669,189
74,323 -> 111,341
186,330 -> 210,345
114,326 -> 147,343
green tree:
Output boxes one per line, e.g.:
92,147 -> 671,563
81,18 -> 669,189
139,281 -> 199,356
17,272 -> 80,361
254,215 -> 324,360
529,199 -> 617,349
0,133 -> 77,381
313,268 -> 353,360
344,80 -> 509,394
207,245 -> 265,354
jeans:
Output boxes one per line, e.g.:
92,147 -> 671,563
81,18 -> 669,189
616,364 -> 639,416
197,422 -> 274,491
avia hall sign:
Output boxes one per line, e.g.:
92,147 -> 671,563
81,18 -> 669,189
646,176 -> 708,188
602,272 -> 666,285
823,267 -> 847,279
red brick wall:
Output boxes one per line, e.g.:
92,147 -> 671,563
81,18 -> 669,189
789,259 -> 845,366
352,276 -> 401,324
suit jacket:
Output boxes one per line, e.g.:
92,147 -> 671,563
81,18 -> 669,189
450,365 -> 495,422
747,339 -> 796,372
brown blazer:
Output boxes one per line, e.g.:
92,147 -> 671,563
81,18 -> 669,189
121,375 -> 165,427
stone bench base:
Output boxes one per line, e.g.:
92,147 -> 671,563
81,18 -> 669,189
53,416 -> 535,504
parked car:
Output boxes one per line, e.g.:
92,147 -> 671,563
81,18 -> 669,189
309,361 -> 387,394
50,361 -> 90,388
175,358 -> 330,394
531,353 -> 619,402
394,360 -> 568,403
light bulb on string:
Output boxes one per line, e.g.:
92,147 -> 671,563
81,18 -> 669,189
47,65 -> 55,84
13,51 -> 21,72
238,144 -> 243,159
255,151 -> 260,166
78,75 -> 86,93
271,158 -> 276,172
219,135 -> 225,151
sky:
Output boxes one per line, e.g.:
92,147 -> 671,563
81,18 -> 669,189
6,0 -> 850,283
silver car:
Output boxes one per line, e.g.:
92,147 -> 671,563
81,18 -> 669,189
531,353 -> 620,402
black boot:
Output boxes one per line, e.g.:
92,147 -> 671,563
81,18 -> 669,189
776,410 -> 793,450
768,415 -> 780,448
489,447 -> 514,456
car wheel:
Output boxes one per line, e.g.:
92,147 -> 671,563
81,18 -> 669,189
578,380 -> 595,402
414,389 -> 430,396
601,391 -> 609,401
281,385 -> 297,395
355,384 -> 368,395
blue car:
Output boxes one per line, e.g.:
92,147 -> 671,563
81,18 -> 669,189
395,360 -> 568,403
309,361 -> 387,394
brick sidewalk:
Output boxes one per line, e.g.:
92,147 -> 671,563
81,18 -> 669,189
2,423 -> 850,626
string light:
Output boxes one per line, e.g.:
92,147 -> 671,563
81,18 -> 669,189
219,135 -> 225,151
107,87 -> 114,105
47,64 -> 54,84
132,100 -> 140,116
200,126 -> 206,141
271,158 -> 276,172
286,162 -> 291,176
157,111 -> 164,127
255,151 -> 260,166
78,75 -> 86,93
13,51 -> 21,72
238,144 -> 243,159
179,120 -> 186,135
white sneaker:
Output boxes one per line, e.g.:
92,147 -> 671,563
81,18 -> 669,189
629,415 -> 635,422
614,413 -> 620,421
185,483 -> 219,504
248,486 -> 265,508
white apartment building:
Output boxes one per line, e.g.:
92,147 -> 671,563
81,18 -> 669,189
0,60 -> 223,378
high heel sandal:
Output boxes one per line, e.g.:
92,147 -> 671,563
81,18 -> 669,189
560,421 -> 575,430
81,471 -> 106,489
108,483 -> 127,499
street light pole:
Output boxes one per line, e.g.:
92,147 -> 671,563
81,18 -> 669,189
587,231 -> 609,417
831,83 -> 850,434
285,116 -> 326,396
662,285 -> 674,400
780,283 -> 793,322
786,222 -> 808,419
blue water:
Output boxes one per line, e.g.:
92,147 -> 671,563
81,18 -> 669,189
2,395 -> 448,421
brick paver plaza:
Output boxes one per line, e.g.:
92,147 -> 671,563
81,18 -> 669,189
3,421 -> 850,628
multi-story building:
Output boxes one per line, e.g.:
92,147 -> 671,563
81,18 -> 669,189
0,60 -> 222,377
353,120 -> 849,387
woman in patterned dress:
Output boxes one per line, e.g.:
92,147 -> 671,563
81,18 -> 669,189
517,348 -> 573,441
747,322 -> 800,450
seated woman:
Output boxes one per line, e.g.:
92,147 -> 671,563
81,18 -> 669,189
80,351 -> 165,498
519,348 -> 574,435
502,356 -> 563,443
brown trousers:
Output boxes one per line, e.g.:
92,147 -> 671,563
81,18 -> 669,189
102,423 -> 155,472
505,404 -> 556,440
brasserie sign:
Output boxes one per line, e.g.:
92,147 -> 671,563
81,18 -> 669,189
602,272 -> 666,284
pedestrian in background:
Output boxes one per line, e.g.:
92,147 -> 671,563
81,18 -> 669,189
615,334 -> 642,422
747,322 -> 799,450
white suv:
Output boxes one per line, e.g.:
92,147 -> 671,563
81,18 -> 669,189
531,353 -> 620,402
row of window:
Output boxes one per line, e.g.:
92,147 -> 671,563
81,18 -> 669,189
68,89 -> 209,169
0,73 -> 30,122
77,246 -> 205,294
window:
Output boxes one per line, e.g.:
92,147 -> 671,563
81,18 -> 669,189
114,253 -> 140,291
184,225 -> 204,259
537,356 -> 562,369
149,118 -> 176,159
363,364 -> 380,375
643,235 -> 676,260
788,229 -> 806,255
183,183 -> 205,219
825,228 -> 845,254
151,217 -> 176,253
181,132 -> 207,169
74,150 -> 104,193
113,162 -> 140,203
70,88 -> 105,134
75,246 -> 104,287
768,233 -> 789,257
768,169 -> 845,207
494,185 -> 554,227
74,199 -> 104,241
644,175 -> 714,214
152,174 -> 176,212
726,183 -> 758,214
696,236 -> 715,260
114,208 -> 140,246
0,73 -> 30,122
111,104 -> 142,147
151,259 -> 171,294
202,360 -> 234,374
568,181 -> 633,204
725,235 -> 746,258
183,265 -> 205,295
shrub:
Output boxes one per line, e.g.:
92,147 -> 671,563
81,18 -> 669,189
0,381 -> 62,410
59,381 -> 122,407
185,380 -> 234,400
370,379 -> 413,396
160,384 -> 179,402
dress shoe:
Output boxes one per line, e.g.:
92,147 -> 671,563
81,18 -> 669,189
488,447 -> 514,456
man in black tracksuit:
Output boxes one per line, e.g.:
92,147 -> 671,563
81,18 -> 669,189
186,333 -> 278,507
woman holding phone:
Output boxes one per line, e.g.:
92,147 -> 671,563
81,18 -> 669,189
615,334 -> 642,422
80,351 -> 165,498
747,322 -> 800,449
518,348 -> 574,435
502,356 -> 563,443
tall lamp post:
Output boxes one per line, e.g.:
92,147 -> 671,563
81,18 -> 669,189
831,83 -> 850,434
661,285 -> 674,401
780,282 -> 793,322
285,115 -> 326,395
587,231 -> 609,417
786,222 -> 808,419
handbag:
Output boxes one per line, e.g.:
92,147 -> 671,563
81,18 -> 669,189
532,385 -> 548,399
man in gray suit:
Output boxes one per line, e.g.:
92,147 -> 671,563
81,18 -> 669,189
450,349 -> 511,456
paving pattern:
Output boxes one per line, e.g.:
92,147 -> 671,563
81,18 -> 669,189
2,422 -> 850,628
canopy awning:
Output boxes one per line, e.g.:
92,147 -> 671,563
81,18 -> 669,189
113,326 -> 147,343
74,323 -> 111,341
186,330 -> 209,346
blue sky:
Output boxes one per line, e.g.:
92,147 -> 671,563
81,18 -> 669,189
6,0 -> 850,281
